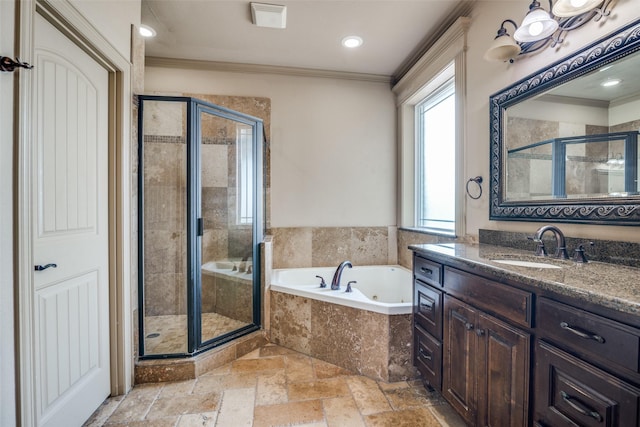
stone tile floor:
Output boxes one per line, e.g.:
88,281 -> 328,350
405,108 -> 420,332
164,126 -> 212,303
144,313 -> 249,354
84,344 -> 466,427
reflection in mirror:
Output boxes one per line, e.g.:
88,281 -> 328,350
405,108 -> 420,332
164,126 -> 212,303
489,18 -> 640,224
506,132 -> 639,200
504,50 -> 640,201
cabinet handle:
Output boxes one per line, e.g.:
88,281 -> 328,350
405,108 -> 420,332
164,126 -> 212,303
559,322 -> 605,344
475,328 -> 485,336
420,267 -> 433,275
464,322 -> 474,331
560,391 -> 602,422
419,347 -> 432,361
419,299 -> 433,312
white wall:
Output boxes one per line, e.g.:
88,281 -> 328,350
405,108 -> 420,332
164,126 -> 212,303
1,0 -> 17,424
464,0 -> 640,242
144,68 -> 397,228
70,0 -> 140,59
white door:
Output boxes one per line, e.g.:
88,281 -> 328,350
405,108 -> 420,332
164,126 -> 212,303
32,13 -> 110,426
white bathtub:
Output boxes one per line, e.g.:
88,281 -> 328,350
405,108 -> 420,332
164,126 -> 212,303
270,265 -> 412,315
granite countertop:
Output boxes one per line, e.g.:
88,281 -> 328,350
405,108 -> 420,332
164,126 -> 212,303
409,242 -> 640,316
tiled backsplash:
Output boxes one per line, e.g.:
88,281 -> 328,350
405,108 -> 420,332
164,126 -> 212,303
479,229 -> 640,268
268,226 -> 398,269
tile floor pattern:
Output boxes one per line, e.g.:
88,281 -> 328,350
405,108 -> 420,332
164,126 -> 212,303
85,344 -> 466,427
144,313 -> 249,354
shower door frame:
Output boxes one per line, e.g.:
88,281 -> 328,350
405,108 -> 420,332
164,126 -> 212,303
137,95 -> 264,359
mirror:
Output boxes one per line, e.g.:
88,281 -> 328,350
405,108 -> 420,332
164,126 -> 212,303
490,18 -> 640,224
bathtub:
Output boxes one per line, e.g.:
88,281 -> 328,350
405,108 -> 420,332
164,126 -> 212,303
271,265 -> 412,315
269,264 -> 415,381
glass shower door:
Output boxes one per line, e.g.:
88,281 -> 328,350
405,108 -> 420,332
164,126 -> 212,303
140,98 -> 189,356
138,95 -> 263,358
198,108 -> 255,345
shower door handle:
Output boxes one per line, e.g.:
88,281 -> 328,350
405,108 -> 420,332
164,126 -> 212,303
197,218 -> 204,236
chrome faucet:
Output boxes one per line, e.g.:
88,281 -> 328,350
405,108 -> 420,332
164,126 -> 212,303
531,225 -> 569,259
331,260 -> 352,290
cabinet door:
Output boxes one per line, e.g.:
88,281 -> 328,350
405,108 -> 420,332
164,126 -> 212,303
535,340 -> 640,427
476,312 -> 531,427
443,296 -> 477,425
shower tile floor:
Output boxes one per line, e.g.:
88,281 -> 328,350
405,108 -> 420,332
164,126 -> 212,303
144,313 -> 249,354
85,344 -> 466,426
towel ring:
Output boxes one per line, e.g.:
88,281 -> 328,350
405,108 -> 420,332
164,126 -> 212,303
466,176 -> 483,200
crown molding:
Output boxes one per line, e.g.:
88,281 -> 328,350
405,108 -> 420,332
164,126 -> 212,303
392,0 -> 475,82
145,56 -> 392,84
392,16 -> 471,104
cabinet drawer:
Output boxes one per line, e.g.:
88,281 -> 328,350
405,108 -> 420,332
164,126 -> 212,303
414,281 -> 443,339
414,255 -> 442,288
443,267 -> 533,327
535,340 -> 640,427
414,325 -> 442,391
538,298 -> 640,376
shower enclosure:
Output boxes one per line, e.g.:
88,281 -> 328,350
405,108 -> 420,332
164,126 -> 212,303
137,95 -> 263,358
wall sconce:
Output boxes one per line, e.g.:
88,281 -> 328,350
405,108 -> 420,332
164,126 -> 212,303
484,0 -> 614,63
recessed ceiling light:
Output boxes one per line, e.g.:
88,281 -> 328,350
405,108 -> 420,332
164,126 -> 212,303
601,79 -> 621,87
139,25 -> 156,38
342,36 -> 363,48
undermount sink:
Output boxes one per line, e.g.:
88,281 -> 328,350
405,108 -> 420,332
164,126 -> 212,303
490,259 -> 562,269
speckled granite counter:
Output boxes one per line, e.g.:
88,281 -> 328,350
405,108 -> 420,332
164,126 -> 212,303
409,243 -> 640,317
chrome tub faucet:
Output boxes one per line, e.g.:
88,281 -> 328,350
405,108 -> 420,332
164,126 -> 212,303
331,260 -> 352,290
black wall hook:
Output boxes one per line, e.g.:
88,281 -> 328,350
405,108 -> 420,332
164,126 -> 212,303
1,56 -> 34,72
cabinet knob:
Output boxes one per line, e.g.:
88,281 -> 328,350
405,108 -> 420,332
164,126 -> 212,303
475,328 -> 485,337
464,322 -> 474,331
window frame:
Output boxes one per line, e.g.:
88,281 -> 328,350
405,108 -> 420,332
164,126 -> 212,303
392,18 -> 468,238
415,79 -> 456,235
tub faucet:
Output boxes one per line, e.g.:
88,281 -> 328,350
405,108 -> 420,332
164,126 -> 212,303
531,225 -> 569,259
331,260 -> 352,290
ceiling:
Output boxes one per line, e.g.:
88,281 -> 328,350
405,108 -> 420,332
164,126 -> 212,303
141,0 -> 472,80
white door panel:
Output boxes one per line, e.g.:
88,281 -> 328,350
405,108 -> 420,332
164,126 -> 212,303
33,14 -> 109,427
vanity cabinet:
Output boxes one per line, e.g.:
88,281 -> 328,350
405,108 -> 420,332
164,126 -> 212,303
442,284 -> 530,426
413,255 -> 531,426
534,298 -> 640,426
413,248 -> 640,426
412,254 -> 444,390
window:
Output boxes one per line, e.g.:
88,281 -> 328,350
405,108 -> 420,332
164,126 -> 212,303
416,80 -> 456,235
237,124 -> 253,224
393,18 -> 467,237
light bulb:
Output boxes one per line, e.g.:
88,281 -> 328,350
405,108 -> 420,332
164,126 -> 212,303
342,36 -> 363,48
529,21 -> 544,37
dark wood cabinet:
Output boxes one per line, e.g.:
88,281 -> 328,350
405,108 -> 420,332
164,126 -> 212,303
443,295 -> 530,427
412,255 -> 444,391
534,340 -> 640,426
476,311 -> 530,427
443,296 -> 477,424
412,249 -> 640,427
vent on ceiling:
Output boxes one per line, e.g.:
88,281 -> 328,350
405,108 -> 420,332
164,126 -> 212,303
250,2 -> 287,29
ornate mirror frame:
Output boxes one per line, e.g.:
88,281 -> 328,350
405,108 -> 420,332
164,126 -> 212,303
489,18 -> 640,225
